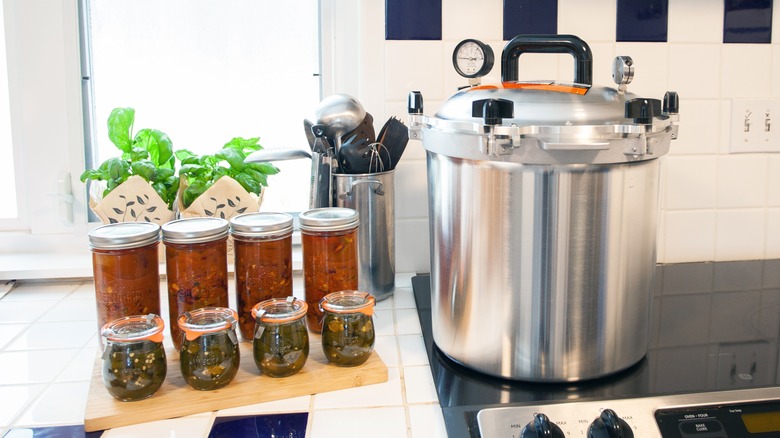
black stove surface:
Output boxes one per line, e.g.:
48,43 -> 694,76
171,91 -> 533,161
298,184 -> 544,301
412,259 -> 780,438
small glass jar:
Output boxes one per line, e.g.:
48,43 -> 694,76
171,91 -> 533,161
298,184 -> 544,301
230,212 -> 294,341
251,297 -> 309,377
89,222 -> 162,337
300,208 -> 359,333
320,291 -> 375,367
101,314 -> 167,401
178,307 -> 240,391
162,217 -> 229,349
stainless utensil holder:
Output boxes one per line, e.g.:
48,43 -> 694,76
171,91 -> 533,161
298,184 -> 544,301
332,170 -> 395,300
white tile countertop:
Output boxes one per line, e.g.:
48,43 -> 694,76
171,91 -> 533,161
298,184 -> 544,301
0,274 -> 446,438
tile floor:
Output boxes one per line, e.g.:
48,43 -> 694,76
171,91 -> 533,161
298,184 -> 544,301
0,274 -> 446,437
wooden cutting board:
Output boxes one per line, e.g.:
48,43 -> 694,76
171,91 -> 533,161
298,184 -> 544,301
84,334 -> 387,432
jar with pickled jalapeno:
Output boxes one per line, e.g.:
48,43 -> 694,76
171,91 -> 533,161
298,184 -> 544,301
300,208 -> 359,333
162,218 -> 230,350
101,314 -> 167,401
230,212 -> 294,341
251,297 -> 309,377
89,222 -> 162,338
178,307 -> 240,391
320,291 -> 375,367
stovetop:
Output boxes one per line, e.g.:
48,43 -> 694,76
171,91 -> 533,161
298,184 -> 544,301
412,259 -> 780,438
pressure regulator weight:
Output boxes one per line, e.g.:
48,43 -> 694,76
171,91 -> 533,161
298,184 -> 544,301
453,39 -> 494,79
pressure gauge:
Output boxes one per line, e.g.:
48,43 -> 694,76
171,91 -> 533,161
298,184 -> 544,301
452,39 -> 494,79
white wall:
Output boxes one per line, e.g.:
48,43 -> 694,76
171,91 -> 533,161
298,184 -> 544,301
330,0 -> 780,273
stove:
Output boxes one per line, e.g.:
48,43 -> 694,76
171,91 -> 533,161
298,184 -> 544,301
412,259 -> 780,437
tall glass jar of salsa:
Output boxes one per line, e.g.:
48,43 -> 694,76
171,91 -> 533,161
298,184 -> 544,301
89,222 -> 162,337
101,314 -> 167,401
162,217 -> 229,349
320,290 -> 375,367
230,212 -> 294,341
178,307 -> 240,391
251,297 -> 309,377
299,208 -> 359,333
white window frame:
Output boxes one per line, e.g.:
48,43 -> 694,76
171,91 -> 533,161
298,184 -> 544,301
0,0 -> 361,279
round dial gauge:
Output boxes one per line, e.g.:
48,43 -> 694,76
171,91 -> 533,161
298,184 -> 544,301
453,39 -> 494,79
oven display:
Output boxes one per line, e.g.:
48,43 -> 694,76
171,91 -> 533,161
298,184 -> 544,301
656,400 -> 780,437
742,411 -> 780,434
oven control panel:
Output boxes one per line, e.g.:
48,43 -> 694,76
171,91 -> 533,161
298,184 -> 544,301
477,387 -> 780,437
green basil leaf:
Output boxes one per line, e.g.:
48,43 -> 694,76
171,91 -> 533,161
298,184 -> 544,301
179,163 -> 205,176
245,162 -> 280,175
156,168 -> 175,179
107,158 -> 131,181
131,160 -> 158,181
234,173 -> 261,195
134,128 -> 174,168
244,168 -> 268,186
107,108 -> 135,152
215,148 -> 245,171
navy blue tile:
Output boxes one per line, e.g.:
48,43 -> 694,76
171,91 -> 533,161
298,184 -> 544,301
724,0 -> 773,43
616,0 -> 669,42
503,0 -> 558,40
385,0 -> 442,40
4,425 -> 104,438
208,413 -> 308,438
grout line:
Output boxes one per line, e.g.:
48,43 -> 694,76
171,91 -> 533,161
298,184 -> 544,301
0,280 -> 16,300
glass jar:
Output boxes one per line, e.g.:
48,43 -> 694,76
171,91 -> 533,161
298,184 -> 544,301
100,314 -> 167,401
230,212 -> 294,341
320,291 -> 375,367
299,208 -> 359,333
251,297 -> 309,377
178,307 -> 240,391
89,222 -> 162,336
162,217 -> 229,349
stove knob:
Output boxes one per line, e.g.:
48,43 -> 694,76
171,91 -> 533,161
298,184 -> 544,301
587,409 -> 634,438
520,413 -> 565,438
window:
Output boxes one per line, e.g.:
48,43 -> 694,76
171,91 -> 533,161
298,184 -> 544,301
0,2 -> 18,221
85,0 -> 320,214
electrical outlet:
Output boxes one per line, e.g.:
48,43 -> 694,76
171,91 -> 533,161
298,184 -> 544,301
730,99 -> 780,153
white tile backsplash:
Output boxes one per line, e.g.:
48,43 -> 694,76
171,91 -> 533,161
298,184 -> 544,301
614,42 -> 669,98
721,45 -> 773,98
664,210 -> 717,263
716,155 -> 769,208
766,209 -> 780,258
668,0 -> 724,43
664,156 -> 717,210
715,209 -> 767,261
442,0 -> 502,42
558,0 -> 617,43
668,44 -> 721,99
669,99 -> 720,155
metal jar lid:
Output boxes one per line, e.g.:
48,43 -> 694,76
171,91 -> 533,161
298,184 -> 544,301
298,207 -> 359,232
229,212 -> 293,238
88,222 -> 160,250
161,217 -> 229,244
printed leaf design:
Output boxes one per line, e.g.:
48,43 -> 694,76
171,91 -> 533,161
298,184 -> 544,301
119,195 -> 126,199
137,195 -> 145,205
210,197 -> 217,202
216,203 -> 225,209
109,217 -> 118,224
144,216 -> 151,222
126,201 -> 135,206
237,207 -> 247,214
227,199 -> 236,207
130,209 -> 137,218
146,206 -> 157,212
112,208 -> 124,214
220,211 -> 226,219
205,209 -> 213,216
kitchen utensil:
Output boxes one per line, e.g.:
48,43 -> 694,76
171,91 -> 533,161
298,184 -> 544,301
309,125 -> 335,209
303,119 -> 316,150
376,117 -> 408,170
407,34 -> 680,382
337,112 -> 382,174
244,148 -> 312,163
314,94 -> 366,156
